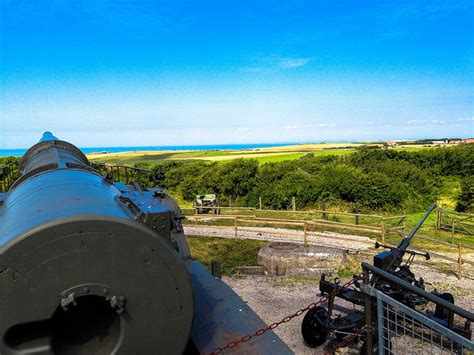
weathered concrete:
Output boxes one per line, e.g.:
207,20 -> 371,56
257,242 -> 346,276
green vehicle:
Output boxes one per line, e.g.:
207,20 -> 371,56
193,194 -> 221,214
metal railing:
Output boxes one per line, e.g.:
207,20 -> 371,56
0,162 -> 19,193
362,263 -> 474,354
91,162 -> 156,185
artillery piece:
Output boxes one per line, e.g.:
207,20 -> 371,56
301,204 -> 473,352
0,132 -> 290,355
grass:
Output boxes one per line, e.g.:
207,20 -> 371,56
337,254 -> 363,278
437,176 -> 461,210
87,148 -> 354,165
85,142 -> 440,166
186,235 -> 267,275
269,275 -> 320,287
86,141 -> 384,166
186,235 -> 365,283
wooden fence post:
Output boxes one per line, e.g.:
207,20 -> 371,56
354,206 -> 359,225
452,220 -> 455,242
234,217 -> 238,238
381,218 -> 386,244
304,222 -> 308,247
436,208 -> 441,230
259,196 -> 262,210
292,196 -> 296,212
322,200 -> 327,220
458,243 -> 462,280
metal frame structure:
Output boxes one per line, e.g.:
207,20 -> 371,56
90,162 -> 156,185
362,263 -> 474,354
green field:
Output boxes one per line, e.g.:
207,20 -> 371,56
86,142 -> 434,165
86,143 -> 360,165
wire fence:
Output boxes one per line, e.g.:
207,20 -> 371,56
368,287 -> 474,354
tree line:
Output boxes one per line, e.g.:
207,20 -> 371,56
1,145 -> 472,212
145,145 -> 473,212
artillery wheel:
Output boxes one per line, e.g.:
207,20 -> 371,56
301,306 -> 330,348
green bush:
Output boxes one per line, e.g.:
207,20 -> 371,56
456,176 -> 474,213
138,146 -> 474,212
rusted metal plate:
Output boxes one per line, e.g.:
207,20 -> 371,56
186,260 -> 293,354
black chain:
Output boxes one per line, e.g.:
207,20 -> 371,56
210,277 -> 361,355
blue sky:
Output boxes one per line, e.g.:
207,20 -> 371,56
1,0 -> 473,148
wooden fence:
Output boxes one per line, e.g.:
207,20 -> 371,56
436,209 -> 473,235
184,207 -> 473,280
386,233 -> 474,280
182,206 -> 406,243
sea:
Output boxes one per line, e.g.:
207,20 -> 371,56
0,143 -> 293,157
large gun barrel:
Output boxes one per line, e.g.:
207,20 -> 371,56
397,203 -> 437,252
0,132 -> 194,354
374,203 -> 437,273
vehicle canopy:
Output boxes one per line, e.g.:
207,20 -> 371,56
195,194 -> 217,202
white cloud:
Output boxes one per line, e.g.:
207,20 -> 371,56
282,124 -> 313,130
282,122 -> 336,130
245,55 -> 311,72
278,57 -> 311,68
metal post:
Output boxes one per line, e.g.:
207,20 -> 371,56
211,260 -> 222,279
362,266 -> 373,354
381,219 -> 386,244
292,196 -> 296,212
259,196 -> 262,210
458,243 -> 462,280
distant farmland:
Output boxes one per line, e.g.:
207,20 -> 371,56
86,142 -> 435,165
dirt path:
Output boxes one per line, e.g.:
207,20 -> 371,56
224,269 -> 474,355
184,225 -> 374,251
186,224 -> 474,353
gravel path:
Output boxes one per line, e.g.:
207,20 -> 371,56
184,225 -> 373,251
224,269 -> 474,355
186,224 -> 474,352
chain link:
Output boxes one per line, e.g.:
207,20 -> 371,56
209,276 -> 361,355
